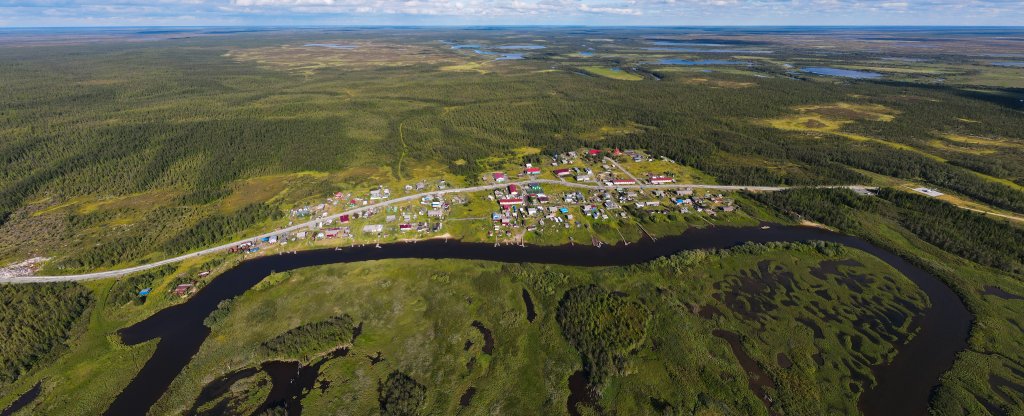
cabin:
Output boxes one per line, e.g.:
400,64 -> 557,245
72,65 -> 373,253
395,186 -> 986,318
508,184 -> 519,195
524,166 -> 541,175
493,172 -> 507,183
553,168 -> 572,177
173,283 -> 195,297
339,214 -> 350,223
588,149 -> 601,156
399,223 -> 413,232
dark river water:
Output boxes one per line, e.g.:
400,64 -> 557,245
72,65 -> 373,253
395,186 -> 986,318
101,225 -> 969,416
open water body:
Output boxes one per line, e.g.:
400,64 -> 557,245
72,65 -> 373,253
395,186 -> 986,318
801,67 -> 884,79
100,225 -> 969,416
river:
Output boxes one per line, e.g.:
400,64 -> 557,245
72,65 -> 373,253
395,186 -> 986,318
101,225 -> 969,416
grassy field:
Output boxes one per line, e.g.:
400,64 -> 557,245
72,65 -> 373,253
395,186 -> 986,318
1,241 -> 930,416
580,66 -> 644,81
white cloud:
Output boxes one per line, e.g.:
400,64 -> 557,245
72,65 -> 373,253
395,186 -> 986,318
2,0 -> 1024,25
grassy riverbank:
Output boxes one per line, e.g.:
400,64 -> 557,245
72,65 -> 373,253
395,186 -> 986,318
3,240 -> 930,415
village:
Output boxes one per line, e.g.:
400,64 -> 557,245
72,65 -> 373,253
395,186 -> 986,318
215,148 -> 745,261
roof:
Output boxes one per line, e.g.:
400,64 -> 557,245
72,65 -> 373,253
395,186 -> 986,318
588,149 -> 601,155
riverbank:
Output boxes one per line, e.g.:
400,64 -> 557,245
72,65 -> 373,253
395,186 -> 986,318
87,226 -> 967,416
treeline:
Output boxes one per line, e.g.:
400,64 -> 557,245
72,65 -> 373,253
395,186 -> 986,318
875,189 -> 1024,274
556,284 -> 651,387
749,188 -> 1024,274
163,203 -> 281,253
0,282 -> 93,385
259,314 -> 355,360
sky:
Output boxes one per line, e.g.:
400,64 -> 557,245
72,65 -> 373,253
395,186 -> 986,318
1,0 -> 1023,27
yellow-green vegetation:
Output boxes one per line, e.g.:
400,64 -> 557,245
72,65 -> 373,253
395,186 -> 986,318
762,102 -> 922,154
2,240 -> 927,416
0,256 -> 241,415
750,188 -> 1024,415
580,66 -> 644,81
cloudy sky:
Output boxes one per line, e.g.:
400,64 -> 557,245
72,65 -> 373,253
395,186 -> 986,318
1,0 -> 1022,27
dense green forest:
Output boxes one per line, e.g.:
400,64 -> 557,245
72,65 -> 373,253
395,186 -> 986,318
751,188 -> 1024,274
377,371 -> 426,416
259,314 -> 355,360
1,28 -> 1023,270
0,283 -> 92,385
556,284 -> 651,388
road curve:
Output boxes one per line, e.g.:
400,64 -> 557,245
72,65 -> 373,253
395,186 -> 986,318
2,182 -> 877,283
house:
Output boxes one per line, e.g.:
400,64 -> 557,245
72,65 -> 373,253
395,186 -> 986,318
553,168 -> 572,177
339,214 -> 350,223
536,194 -> 550,203
499,198 -> 524,207
325,228 -> 341,238
525,166 -> 541,175
575,174 -> 592,182
399,224 -> 413,232
493,172 -> 507,183
588,149 -> 601,156
612,179 -> 637,186
508,184 -> 519,195
649,176 -> 674,185
173,283 -> 195,297
721,206 -> 736,212
427,209 -> 444,218
362,224 -> 384,234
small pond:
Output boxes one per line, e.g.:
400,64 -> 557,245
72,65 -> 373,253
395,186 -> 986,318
495,45 -> 546,50
302,43 -> 356,49
801,67 -> 883,79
